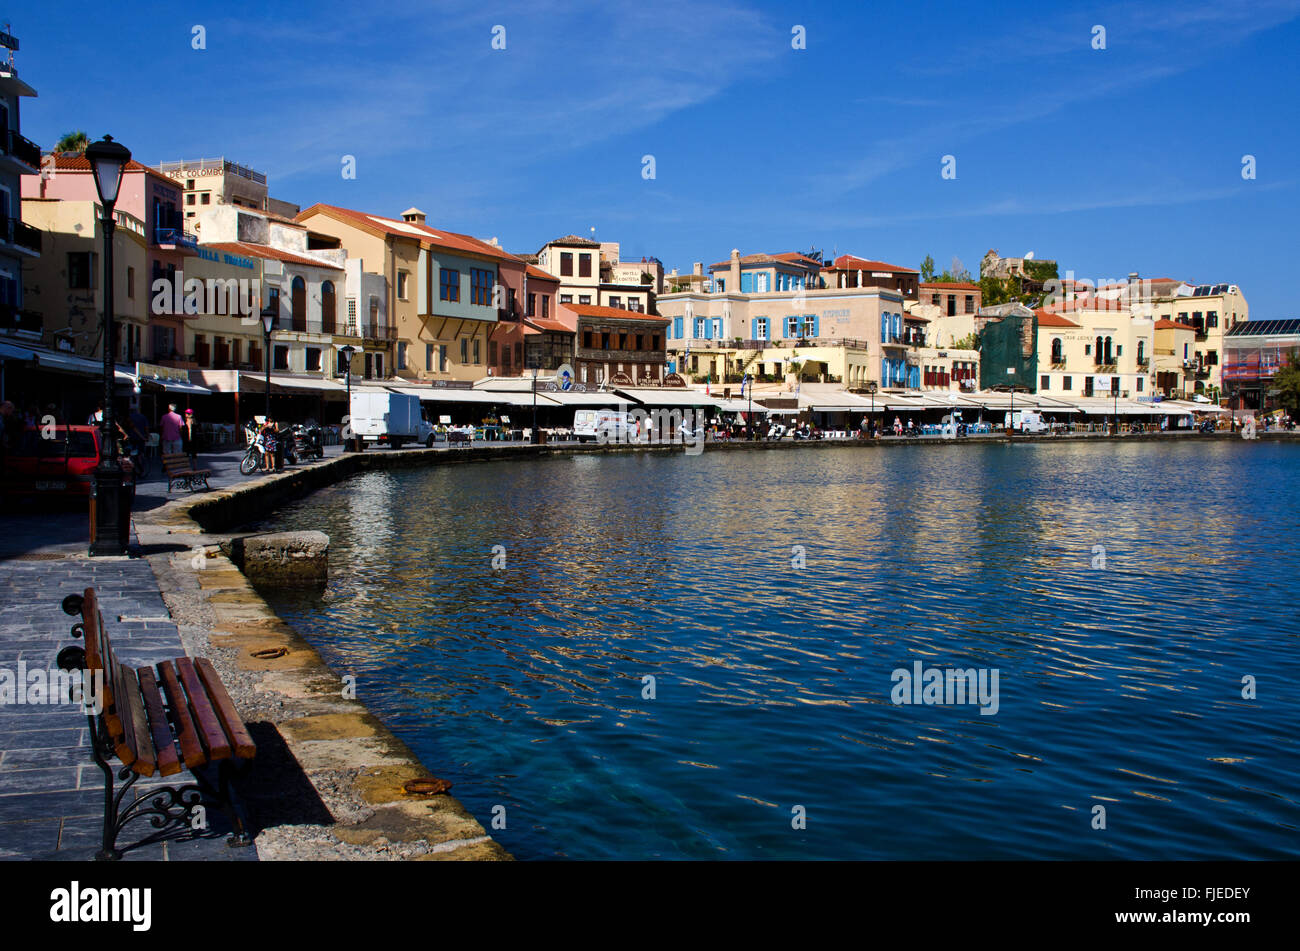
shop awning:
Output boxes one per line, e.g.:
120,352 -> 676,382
236,372 -> 347,394
123,371 -> 212,396
614,387 -> 718,407
388,385 -> 562,407
0,342 -> 36,362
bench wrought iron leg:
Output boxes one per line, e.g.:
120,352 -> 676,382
89,716 -> 122,861
192,760 -> 253,847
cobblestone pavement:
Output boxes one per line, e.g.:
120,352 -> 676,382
0,450 -> 268,860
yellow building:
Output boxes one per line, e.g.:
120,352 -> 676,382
1035,306 -> 1154,399
21,198 -> 149,364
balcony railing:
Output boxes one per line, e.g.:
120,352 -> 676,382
4,129 -> 41,170
1137,356 -> 1150,367
154,226 -> 198,249
364,324 -> 398,341
4,217 -> 41,254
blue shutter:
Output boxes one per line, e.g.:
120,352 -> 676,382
741,272 -> 752,293
750,318 -> 757,341
674,316 -> 683,339
881,314 -> 888,342
810,315 -> 819,338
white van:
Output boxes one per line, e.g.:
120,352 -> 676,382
1006,409 -> 1049,433
573,409 -> 632,443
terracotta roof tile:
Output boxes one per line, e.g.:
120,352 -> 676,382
568,303 -> 668,323
296,203 -> 515,262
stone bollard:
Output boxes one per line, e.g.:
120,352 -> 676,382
226,531 -> 329,586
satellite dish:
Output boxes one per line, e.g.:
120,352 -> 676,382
1024,251 -> 1035,259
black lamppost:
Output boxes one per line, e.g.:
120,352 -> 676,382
86,135 -> 132,557
339,344 -> 357,451
260,310 -> 275,420
531,365 -> 539,444
866,380 -> 877,430
1007,366 -> 1016,439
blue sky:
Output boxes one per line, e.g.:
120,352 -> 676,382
18,0 -> 1300,315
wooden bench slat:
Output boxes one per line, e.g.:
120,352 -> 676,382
176,657 -> 231,760
137,666 -> 181,777
195,658 -> 256,759
100,615 -> 131,760
156,660 -> 205,768
116,663 -> 156,777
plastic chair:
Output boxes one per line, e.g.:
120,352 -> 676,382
146,432 -> 161,459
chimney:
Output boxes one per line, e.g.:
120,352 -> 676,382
693,261 -> 703,276
730,249 -> 741,291
401,207 -> 426,225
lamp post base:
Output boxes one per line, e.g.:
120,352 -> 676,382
89,462 -> 131,557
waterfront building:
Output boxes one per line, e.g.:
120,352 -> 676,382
187,202 -> 349,382
20,198 -> 148,364
1033,304 -> 1154,398
0,33 -> 40,339
26,154 -> 190,363
919,281 -> 981,317
1152,319 -> 1199,398
491,257 -> 573,375
820,255 -> 919,298
1147,283 -> 1248,399
536,235 -> 655,313
152,157 -> 300,223
1222,318 -> 1300,412
568,303 -> 667,386
657,273 -> 906,389
297,204 -> 517,383
707,249 -> 823,295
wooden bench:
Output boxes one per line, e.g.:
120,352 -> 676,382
58,587 -> 256,860
162,452 -> 211,492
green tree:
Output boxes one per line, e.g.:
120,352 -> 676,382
55,130 -> 89,153
919,254 -> 936,282
1273,349 -> 1300,415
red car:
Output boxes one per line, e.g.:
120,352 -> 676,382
1,425 -> 134,497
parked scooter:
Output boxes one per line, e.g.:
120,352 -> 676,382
290,423 -> 324,460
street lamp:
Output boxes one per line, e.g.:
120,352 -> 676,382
531,365 -> 539,444
260,310 -> 275,420
85,135 -> 132,557
1007,366 -> 1016,439
865,380 -> 878,435
339,344 -> 358,451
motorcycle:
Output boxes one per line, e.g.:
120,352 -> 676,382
290,423 -> 324,461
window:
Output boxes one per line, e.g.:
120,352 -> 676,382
306,347 -> 322,372
460,338 -> 468,363
542,296 -> 549,319
609,296 -> 621,309
68,252 -> 96,290
507,287 -> 516,314
931,294 -> 940,306
321,281 -> 336,334
470,269 -> 493,305
1051,338 -> 1063,363
1040,375 -> 1050,390
200,193 -> 210,205
489,341 -> 498,365
186,194 -> 195,206
1084,343 -> 1091,355
1062,376 -> 1072,391
426,344 -> 434,371
397,270 -> 410,301
560,294 -> 572,304
397,342 -> 408,371
964,295 -> 974,314
1207,311 -> 1218,328
579,295 -> 591,305
291,276 -> 307,331
579,253 -> 592,278
527,292 -> 536,317
651,335 -> 660,350
756,317 -> 768,340
473,339 -> 481,364
440,268 -> 460,302
560,252 -> 573,276
273,345 -> 290,370
336,348 -> 352,375
266,287 -> 281,321
127,267 -> 135,299
440,345 -> 448,372
785,316 -> 800,337
1136,377 -> 1144,392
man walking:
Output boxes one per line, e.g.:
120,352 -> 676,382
160,403 -> 184,455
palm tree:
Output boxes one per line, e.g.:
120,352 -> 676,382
54,130 -> 89,154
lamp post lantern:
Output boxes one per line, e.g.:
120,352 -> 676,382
85,135 -> 132,557
530,365 -> 539,444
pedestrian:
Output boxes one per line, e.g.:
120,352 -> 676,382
160,403 -> 184,455
893,416 -> 902,437
260,417 -> 278,472
182,409 -> 199,468
87,401 -> 104,426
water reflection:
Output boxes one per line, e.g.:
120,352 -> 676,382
255,442 -> 1300,860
